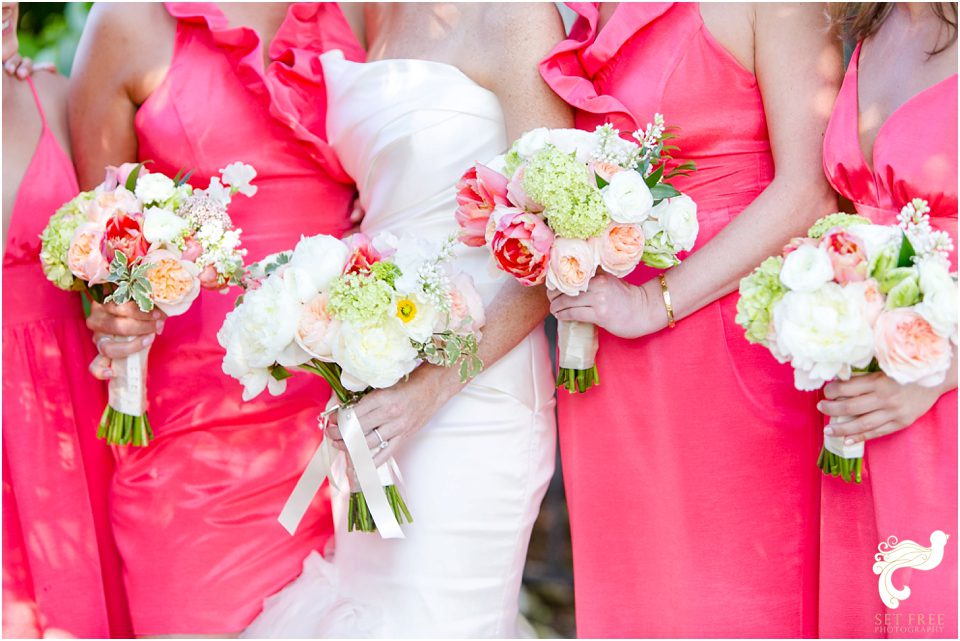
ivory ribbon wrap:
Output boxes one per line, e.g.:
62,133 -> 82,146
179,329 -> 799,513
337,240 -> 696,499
109,336 -> 148,415
823,415 -> 865,459
558,320 -> 599,370
279,406 -> 405,539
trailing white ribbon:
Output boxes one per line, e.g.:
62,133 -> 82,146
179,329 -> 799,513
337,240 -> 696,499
823,415 -> 865,459
558,320 -> 598,369
109,336 -> 148,415
278,406 -> 405,539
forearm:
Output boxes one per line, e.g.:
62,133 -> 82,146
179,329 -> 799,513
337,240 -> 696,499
649,176 -> 837,323
421,280 -> 549,402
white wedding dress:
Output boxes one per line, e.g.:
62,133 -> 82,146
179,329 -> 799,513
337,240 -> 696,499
243,50 -> 556,638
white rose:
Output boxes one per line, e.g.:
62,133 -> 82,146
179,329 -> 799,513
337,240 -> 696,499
780,244 -> 835,292
220,162 -> 258,198
602,171 -> 654,224
772,283 -> 875,390
134,173 -> 176,205
515,128 -> 551,158
142,206 -> 189,246
654,194 -> 698,251
333,320 -> 420,391
288,234 -> 350,295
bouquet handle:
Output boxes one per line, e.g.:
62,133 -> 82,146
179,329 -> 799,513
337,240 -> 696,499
97,337 -> 153,446
278,406 -> 406,539
557,320 -> 600,393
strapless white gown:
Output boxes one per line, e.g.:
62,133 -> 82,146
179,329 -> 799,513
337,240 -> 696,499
244,50 -> 556,638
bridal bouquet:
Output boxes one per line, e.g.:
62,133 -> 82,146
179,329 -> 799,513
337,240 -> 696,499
218,232 -> 484,535
39,162 -> 254,445
736,201 -> 957,482
454,116 -> 697,393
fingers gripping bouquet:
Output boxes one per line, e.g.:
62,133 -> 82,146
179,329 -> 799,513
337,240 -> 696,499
39,162 -> 253,446
736,201 -> 957,482
455,115 -> 698,393
218,232 -> 485,536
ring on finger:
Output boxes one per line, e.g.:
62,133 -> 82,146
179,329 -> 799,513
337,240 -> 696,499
373,428 -> 389,451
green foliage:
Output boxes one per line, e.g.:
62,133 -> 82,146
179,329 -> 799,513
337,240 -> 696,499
104,251 -> 155,312
17,3 -> 92,77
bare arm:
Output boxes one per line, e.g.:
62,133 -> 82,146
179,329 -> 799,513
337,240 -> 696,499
551,3 -> 843,337
70,4 -> 170,367
330,4 -> 572,460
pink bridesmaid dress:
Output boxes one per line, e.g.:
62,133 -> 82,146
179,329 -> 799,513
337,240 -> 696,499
540,4 -> 822,636
107,3 -> 361,634
2,77 -> 132,638
820,42 -> 958,638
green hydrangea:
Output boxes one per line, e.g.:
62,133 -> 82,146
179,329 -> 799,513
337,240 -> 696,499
328,272 -> 393,323
736,256 -> 786,345
39,192 -> 95,291
807,213 -> 871,239
523,146 -> 609,239
370,261 -> 401,288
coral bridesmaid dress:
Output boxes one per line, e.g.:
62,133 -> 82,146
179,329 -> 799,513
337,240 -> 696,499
540,4 -> 822,636
108,3 -> 361,634
820,43 -> 958,638
2,78 -> 131,638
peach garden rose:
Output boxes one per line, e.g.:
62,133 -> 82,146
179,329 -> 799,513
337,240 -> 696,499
597,223 -> 645,277
143,250 -> 201,316
874,308 -> 952,387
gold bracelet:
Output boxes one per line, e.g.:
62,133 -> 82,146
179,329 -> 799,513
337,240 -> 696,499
658,273 -> 676,329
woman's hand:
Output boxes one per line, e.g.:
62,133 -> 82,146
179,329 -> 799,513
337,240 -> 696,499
86,300 -> 165,379
819,372 -> 951,445
548,273 -> 667,339
324,365 -> 459,466
3,54 -> 56,79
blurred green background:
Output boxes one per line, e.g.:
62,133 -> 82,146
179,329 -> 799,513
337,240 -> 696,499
17,2 -> 91,76
14,2 -> 577,637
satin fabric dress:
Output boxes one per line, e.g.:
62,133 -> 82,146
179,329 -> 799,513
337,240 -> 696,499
243,49 -> 557,638
109,4 -> 360,634
540,4 -> 822,636
820,42 -> 958,638
2,77 -> 131,638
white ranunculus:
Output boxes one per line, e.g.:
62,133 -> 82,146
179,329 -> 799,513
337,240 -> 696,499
602,171 -> 654,224
134,173 -> 177,205
142,206 -> 189,246
779,244 -> 835,292
221,162 -> 258,197
654,194 -> 698,252
772,283 -> 875,390
287,234 -> 350,296
333,320 -> 420,391
548,128 -> 598,163
515,128 -> 551,158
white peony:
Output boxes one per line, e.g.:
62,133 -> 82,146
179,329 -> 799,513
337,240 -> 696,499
333,319 -> 420,392
654,194 -> 698,252
228,276 -> 301,368
134,173 -> 177,205
389,235 -> 438,295
221,162 -> 258,198
602,171 -> 654,224
780,244 -> 835,292
142,206 -> 189,246
848,223 -> 901,261
772,282 -> 876,390
515,128 -> 551,158
287,234 -> 350,298
915,257 -> 958,341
